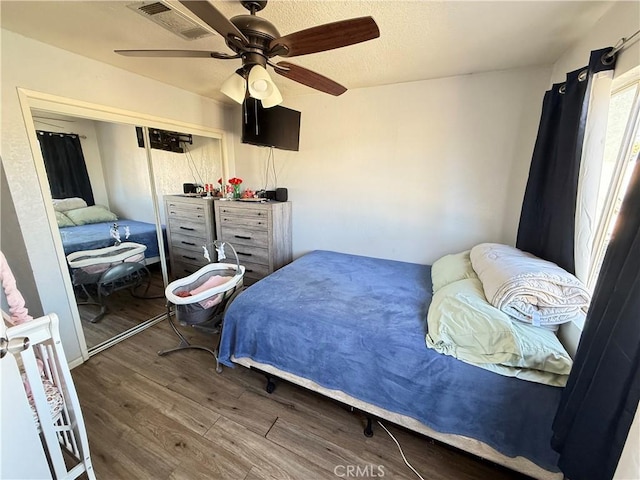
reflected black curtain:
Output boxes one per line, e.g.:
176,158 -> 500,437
551,158 -> 640,480
37,130 -> 94,205
516,48 -> 615,274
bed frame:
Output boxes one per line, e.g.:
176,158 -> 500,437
233,356 -> 562,480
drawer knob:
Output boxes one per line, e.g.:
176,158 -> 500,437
180,226 -> 195,231
235,235 -> 251,240
182,255 -> 197,261
181,241 -> 196,246
237,251 -> 252,257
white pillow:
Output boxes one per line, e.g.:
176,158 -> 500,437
52,197 -> 87,212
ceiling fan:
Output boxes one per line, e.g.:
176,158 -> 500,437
115,0 -> 380,107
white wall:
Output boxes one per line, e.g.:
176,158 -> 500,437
546,2 -> 640,478
550,1 -> 640,85
95,123 -> 223,224
233,66 -> 550,264
1,29 -> 235,363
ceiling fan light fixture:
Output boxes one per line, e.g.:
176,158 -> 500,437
248,64 -> 275,100
220,69 -> 247,104
261,86 -> 283,108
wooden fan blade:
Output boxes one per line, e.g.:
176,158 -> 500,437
274,62 -> 347,96
115,50 -> 239,59
179,0 -> 248,46
269,17 -> 379,58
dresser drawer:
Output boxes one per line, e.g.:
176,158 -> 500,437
239,260 -> 270,280
171,261 -> 203,278
166,202 -> 207,220
169,232 -> 206,253
220,226 -> 269,247
217,205 -> 269,219
171,246 -> 208,267
218,213 -> 268,230
168,218 -> 207,238
232,245 -> 269,266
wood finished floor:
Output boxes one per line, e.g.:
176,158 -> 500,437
77,265 -> 167,350
72,320 -> 533,480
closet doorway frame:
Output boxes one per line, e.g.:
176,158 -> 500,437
17,88 -> 230,359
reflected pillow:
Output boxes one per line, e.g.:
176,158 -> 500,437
52,197 -> 87,212
65,205 -> 118,225
55,210 -> 76,228
431,250 -> 478,293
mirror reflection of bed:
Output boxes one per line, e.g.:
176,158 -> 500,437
32,111 -> 223,352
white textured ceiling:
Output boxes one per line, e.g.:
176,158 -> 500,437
1,1 -> 614,104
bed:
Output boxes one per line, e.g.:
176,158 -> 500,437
59,219 -> 164,264
219,250 -> 565,479
52,199 -> 164,265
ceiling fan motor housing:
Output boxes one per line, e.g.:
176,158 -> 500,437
228,14 -> 280,69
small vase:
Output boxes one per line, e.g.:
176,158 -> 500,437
233,185 -> 241,199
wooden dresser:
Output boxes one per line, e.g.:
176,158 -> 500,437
164,194 -> 216,278
214,200 -> 292,284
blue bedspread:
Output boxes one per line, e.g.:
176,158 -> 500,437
59,220 -> 163,259
220,250 -> 562,472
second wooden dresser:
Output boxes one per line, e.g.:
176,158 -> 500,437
164,194 -> 216,278
215,200 -> 292,284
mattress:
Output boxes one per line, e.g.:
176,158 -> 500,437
219,250 -> 563,475
59,219 -> 164,261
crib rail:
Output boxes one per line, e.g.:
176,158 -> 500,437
5,314 -> 95,480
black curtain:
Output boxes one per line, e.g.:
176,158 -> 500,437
37,130 -> 95,205
551,157 -> 640,480
516,48 -> 615,274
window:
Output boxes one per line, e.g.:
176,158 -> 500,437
589,80 -> 640,289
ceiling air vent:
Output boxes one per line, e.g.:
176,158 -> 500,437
127,1 -> 213,41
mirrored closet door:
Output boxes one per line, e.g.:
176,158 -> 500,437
30,109 -> 224,354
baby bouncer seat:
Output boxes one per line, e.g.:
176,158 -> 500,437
66,242 -> 151,323
160,241 -> 245,373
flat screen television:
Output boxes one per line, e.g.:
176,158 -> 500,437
241,98 -> 301,151
135,127 -> 192,154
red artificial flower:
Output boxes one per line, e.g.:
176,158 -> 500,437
229,177 -> 243,186
217,178 -> 222,184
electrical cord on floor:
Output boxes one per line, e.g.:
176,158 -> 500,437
377,420 -> 426,480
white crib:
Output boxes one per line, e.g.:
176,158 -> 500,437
4,313 -> 95,480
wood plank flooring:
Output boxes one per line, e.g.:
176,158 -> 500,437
77,264 -> 167,349
71,320 -> 533,480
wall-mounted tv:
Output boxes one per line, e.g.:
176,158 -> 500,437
135,126 -> 192,154
241,98 -> 301,152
